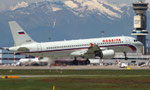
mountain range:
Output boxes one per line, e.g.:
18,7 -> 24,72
0,0 -> 150,47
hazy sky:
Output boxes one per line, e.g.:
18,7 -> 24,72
0,0 -> 144,11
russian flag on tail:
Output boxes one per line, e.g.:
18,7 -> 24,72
18,32 -> 25,34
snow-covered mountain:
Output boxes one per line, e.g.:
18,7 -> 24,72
63,0 -> 123,19
0,0 -> 149,47
10,1 -> 29,10
9,0 -> 127,19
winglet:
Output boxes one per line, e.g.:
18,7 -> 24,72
90,43 -> 94,47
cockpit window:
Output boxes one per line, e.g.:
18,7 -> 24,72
134,40 -> 138,42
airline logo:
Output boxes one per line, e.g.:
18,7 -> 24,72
18,32 -> 25,35
102,39 -> 121,43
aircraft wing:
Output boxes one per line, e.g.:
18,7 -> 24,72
70,49 -> 88,56
83,45 -> 103,59
70,45 -> 107,59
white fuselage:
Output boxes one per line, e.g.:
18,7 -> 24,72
9,36 -> 142,58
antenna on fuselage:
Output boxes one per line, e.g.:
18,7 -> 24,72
138,0 -> 145,3
138,0 -> 142,3
48,37 -> 51,41
101,31 -> 104,37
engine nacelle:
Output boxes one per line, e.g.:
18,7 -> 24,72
102,49 -> 115,59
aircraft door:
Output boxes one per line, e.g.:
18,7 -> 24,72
37,44 -> 42,51
125,37 -> 130,44
36,44 -> 43,57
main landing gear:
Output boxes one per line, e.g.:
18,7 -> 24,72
124,52 -> 128,60
72,57 -> 90,65
73,57 -> 79,65
85,59 -> 90,65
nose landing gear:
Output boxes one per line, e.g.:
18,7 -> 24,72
124,52 -> 128,60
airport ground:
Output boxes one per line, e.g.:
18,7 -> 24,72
0,65 -> 150,70
0,54 -> 150,90
1,75 -> 150,90
0,67 -> 150,89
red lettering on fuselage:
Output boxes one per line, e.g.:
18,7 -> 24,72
102,39 -> 121,43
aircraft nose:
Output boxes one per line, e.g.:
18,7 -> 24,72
133,41 -> 143,53
137,41 -> 143,47
134,41 -> 143,48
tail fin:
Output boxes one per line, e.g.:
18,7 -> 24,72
9,21 -> 36,46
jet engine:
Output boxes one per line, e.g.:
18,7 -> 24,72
101,49 -> 115,59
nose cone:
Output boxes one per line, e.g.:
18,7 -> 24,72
136,41 -> 143,47
134,41 -> 143,53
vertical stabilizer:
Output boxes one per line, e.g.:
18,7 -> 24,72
9,21 -> 36,46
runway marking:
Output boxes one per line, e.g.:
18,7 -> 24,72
1,75 -> 150,78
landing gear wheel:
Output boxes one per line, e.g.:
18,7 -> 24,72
73,60 -> 78,65
85,59 -> 90,65
125,57 -> 128,60
73,57 -> 78,65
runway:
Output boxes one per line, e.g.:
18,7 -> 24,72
1,74 -> 150,78
0,65 -> 149,70
0,75 -> 101,78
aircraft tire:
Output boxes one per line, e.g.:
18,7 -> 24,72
85,59 -> 90,65
73,60 -> 78,65
125,57 -> 128,60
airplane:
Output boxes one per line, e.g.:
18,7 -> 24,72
0,21 -> 143,65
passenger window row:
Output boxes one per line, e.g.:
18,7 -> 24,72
46,44 -> 89,49
46,41 -> 123,50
